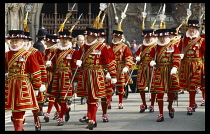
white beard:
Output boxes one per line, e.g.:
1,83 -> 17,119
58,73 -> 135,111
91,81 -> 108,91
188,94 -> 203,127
112,38 -> 123,44
85,39 -> 98,46
58,42 -> 72,50
186,30 -> 199,39
10,42 -> 25,51
143,37 -> 157,46
157,37 -> 171,46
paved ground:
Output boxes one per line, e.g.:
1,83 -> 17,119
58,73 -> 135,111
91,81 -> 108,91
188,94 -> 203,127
5,90 -> 205,131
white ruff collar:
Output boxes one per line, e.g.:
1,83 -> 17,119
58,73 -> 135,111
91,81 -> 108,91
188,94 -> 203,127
112,39 -> 123,44
58,42 -> 72,50
85,39 -> 98,46
143,38 -> 157,46
186,30 -> 199,39
10,42 -> 25,51
157,37 -> 171,46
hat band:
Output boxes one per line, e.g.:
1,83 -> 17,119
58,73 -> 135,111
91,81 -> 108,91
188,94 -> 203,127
98,32 -> 106,36
46,38 -> 58,42
59,35 -> 71,38
112,33 -> 122,36
188,23 -> 199,27
142,32 -> 154,37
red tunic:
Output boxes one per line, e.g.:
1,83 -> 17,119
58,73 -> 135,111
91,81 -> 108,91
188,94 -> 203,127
76,42 -> 117,99
151,41 -> 181,93
5,48 -> 41,112
28,47 -> 47,103
110,42 -> 133,86
134,43 -> 157,92
179,36 -> 205,90
50,48 -> 77,99
42,46 -> 58,95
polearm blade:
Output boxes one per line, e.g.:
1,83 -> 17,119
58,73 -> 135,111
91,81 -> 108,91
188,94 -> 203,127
150,4 -> 162,29
69,13 -> 83,33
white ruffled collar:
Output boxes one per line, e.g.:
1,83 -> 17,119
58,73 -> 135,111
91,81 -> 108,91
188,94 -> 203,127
9,42 -> 25,51
98,38 -> 105,43
58,42 -> 72,50
85,39 -> 98,46
157,37 -> 171,46
143,38 -> 157,46
186,30 -> 199,39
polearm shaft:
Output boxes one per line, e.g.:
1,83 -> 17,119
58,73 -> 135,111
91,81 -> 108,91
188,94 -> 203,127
125,45 -> 142,86
147,47 -> 157,101
64,48 -> 85,100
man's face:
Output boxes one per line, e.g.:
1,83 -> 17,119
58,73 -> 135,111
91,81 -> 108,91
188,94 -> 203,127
5,39 -> 10,44
46,41 -> 54,48
77,37 -> 85,47
10,39 -> 24,49
188,26 -> 198,36
113,36 -> 121,42
60,38 -> 70,47
145,37 -> 154,44
86,35 -> 97,44
158,36 -> 169,44
98,36 -> 105,42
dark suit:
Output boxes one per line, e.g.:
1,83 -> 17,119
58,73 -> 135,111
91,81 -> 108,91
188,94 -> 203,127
33,41 -> 45,54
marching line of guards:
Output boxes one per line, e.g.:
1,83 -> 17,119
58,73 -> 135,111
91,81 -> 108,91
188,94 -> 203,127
5,19 -> 205,131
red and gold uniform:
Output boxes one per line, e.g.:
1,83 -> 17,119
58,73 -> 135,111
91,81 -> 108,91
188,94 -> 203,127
150,29 -> 181,122
179,21 -> 205,114
76,28 -> 117,128
5,47 -> 41,130
110,37 -> 133,108
42,36 -> 61,121
134,29 -> 157,113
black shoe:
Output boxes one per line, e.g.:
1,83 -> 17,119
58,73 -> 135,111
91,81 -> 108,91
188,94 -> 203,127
192,104 -> 197,112
65,107 -> 71,122
118,103 -> 123,109
44,116 -> 49,122
79,116 -> 89,123
149,108 -> 154,112
156,114 -> 164,122
57,122 -> 64,126
35,122 -> 41,131
169,108 -> 175,118
108,105 -> 111,109
157,117 -> 164,122
187,107 -> 193,115
139,105 -> 147,113
102,115 -> 109,122
87,122 -> 97,130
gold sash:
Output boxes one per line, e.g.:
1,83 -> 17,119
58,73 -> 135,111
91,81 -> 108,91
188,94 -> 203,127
183,37 -> 201,54
156,43 -> 172,63
56,48 -> 74,65
82,42 -> 104,63
141,43 -> 157,58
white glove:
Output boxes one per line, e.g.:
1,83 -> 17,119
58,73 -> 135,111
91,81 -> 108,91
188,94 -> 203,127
46,61 -> 52,67
73,82 -> 78,87
187,9 -> 192,16
111,78 -> 117,84
122,67 -> 129,73
170,67 -> 177,75
142,12 -> 147,18
150,60 -> 156,67
136,56 -> 141,61
180,54 -> 184,59
39,84 -> 46,92
76,60 -> 82,67
105,72 -> 111,79
34,90 -> 39,96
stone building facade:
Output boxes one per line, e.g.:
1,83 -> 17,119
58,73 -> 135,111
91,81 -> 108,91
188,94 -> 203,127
5,3 -> 205,44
